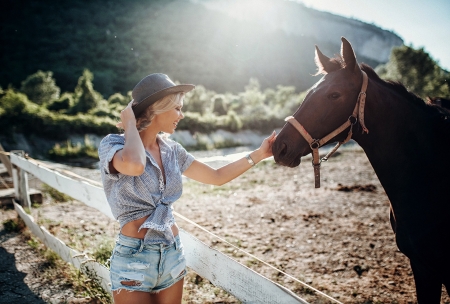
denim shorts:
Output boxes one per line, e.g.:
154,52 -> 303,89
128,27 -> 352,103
109,234 -> 187,293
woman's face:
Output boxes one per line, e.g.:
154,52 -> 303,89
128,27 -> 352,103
153,101 -> 184,134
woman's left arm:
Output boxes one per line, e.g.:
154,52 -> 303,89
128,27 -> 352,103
183,131 -> 276,186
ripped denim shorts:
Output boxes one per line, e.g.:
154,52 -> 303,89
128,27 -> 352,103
109,234 -> 187,293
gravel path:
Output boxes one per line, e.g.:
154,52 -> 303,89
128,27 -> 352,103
2,146 -> 450,303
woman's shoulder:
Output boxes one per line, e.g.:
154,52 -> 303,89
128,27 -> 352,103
99,134 -> 125,154
100,133 -> 125,145
159,135 -> 180,148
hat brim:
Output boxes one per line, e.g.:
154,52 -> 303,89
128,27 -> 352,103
132,84 -> 195,117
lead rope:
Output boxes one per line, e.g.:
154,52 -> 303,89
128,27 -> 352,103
285,71 -> 369,188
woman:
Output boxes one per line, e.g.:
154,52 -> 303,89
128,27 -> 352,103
98,73 -> 276,304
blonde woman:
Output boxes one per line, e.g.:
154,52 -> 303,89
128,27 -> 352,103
98,73 -> 276,304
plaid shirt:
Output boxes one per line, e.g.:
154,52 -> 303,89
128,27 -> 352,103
98,134 -> 195,245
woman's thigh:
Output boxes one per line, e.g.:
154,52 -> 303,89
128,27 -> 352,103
112,278 -> 184,304
150,278 -> 184,304
113,289 -> 152,304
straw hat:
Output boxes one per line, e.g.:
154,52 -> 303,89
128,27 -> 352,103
131,73 -> 195,117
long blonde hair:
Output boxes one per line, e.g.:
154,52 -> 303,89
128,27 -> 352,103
134,92 -> 184,132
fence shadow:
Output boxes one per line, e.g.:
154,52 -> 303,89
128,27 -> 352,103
0,230 -> 46,304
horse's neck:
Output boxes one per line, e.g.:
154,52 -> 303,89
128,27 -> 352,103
354,83 -> 430,163
352,81 -> 449,225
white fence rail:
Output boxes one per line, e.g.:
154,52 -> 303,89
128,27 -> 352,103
9,151 -> 309,304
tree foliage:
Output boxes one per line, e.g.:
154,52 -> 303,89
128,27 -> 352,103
70,69 -> 103,114
376,45 -> 450,98
20,70 -> 60,105
1,43 -> 449,154
1,0 -> 380,97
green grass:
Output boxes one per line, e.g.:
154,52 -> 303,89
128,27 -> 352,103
23,229 -> 112,303
2,217 -> 26,232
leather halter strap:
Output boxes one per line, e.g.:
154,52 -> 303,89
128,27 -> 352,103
285,71 -> 369,188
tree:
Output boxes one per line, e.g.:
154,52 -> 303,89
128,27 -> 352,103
211,94 -> 228,115
376,45 -> 449,98
20,70 -> 60,105
47,93 -> 74,112
183,85 -> 214,115
70,69 -> 103,114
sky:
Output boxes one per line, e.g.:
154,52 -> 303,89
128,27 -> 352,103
297,0 -> 450,71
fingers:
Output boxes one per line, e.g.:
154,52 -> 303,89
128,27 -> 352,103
117,100 -> 135,129
267,130 -> 277,144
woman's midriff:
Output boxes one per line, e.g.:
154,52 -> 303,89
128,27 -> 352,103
121,216 -> 179,239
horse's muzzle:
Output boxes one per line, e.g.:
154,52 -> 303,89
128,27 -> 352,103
272,141 -> 302,167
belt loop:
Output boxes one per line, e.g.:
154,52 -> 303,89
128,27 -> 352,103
174,236 -> 179,250
138,239 -> 145,253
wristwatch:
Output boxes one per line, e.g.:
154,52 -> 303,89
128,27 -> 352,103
245,154 -> 255,166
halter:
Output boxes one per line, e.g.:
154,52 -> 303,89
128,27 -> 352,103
285,71 -> 369,188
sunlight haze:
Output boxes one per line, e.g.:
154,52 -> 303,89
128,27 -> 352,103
297,0 -> 450,70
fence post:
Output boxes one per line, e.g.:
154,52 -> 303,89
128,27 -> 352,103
11,150 -> 32,210
0,143 -> 13,177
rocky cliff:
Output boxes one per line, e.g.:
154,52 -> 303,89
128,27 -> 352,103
195,0 -> 403,63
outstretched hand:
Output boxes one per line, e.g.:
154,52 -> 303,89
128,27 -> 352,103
257,131 -> 277,160
116,100 -> 137,129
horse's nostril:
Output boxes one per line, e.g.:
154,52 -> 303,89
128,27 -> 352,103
279,143 -> 287,158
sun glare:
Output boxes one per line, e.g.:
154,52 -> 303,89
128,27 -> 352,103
228,0 -> 277,20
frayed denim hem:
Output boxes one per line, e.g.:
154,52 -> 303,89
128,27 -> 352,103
152,269 -> 187,293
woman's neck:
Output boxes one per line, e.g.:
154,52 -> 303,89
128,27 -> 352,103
139,127 -> 160,150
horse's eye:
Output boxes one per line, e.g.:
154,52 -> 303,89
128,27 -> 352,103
329,93 -> 340,100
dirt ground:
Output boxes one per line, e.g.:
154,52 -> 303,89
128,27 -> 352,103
1,146 -> 449,303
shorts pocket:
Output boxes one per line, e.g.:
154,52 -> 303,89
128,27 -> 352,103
113,242 -> 141,258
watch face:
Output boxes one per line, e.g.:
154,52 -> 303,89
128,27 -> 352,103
246,154 -> 255,166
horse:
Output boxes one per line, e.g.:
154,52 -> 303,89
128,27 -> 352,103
272,37 -> 450,303
426,96 -> 450,111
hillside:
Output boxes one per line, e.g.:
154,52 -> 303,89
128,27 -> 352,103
1,0 -> 403,97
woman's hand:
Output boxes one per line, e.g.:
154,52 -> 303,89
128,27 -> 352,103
256,130 -> 277,160
116,101 -> 137,130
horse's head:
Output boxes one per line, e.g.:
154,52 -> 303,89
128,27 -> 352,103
273,37 -> 366,167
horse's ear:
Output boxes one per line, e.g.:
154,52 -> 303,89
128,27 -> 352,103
314,45 -> 333,73
341,37 -> 359,73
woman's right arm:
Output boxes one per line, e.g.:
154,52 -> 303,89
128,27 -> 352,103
110,102 -> 146,176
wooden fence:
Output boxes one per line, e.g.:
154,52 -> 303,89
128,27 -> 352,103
6,150 -> 313,303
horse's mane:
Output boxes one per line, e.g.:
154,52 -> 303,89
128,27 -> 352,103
316,58 -> 448,117
359,64 -> 450,133
360,64 -> 428,109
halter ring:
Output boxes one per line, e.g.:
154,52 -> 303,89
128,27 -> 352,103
310,140 -> 320,150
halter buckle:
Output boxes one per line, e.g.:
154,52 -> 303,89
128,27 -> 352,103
310,140 -> 320,150
348,115 -> 357,125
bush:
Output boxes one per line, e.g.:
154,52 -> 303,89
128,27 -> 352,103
178,112 -> 218,133
69,69 -> 103,114
46,92 -> 74,112
107,92 -> 129,106
20,70 -> 60,105
0,91 -> 117,138
47,137 -> 98,161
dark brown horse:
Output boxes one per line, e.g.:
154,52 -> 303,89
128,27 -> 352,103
272,37 -> 450,303
426,96 -> 450,111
